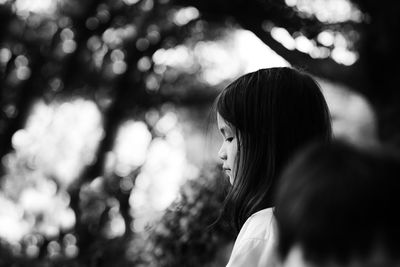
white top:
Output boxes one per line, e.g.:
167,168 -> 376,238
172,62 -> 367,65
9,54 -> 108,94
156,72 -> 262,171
226,208 -> 278,267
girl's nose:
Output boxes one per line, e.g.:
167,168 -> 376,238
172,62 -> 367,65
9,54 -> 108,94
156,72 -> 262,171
218,144 -> 227,160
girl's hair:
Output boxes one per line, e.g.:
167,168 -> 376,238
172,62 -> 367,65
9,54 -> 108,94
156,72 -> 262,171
216,67 -> 332,233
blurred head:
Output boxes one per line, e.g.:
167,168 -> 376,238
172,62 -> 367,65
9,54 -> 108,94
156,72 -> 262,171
216,67 -> 332,232
275,141 -> 400,267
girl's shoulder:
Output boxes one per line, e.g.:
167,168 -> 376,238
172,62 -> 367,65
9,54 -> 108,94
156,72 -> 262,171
238,208 -> 276,242
226,208 -> 277,267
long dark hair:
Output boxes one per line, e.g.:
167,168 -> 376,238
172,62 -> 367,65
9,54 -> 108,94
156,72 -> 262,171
216,67 -> 332,233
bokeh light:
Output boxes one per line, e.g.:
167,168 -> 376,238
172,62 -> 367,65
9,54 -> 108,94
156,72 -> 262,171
14,0 -> 59,15
285,0 -> 363,23
0,99 -> 103,243
171,7 -> 200,26
111,120 -> 152,177
130,110 -> 188,232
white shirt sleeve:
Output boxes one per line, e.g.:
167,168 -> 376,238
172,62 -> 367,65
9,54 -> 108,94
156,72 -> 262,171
257,233 -> 279,267
226,238 -> 268,267
225,208 -> 278,267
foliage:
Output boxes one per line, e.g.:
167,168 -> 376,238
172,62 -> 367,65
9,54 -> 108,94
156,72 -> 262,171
172,0 -> 400,144
139,164 -> 234,267
0,164 -> 233,267
1,0 -> 227,265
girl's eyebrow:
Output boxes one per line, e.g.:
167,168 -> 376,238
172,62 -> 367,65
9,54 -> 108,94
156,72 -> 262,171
219,126 -> 232,136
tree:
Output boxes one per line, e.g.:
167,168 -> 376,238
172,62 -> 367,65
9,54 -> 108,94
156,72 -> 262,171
0,0 -> 225,265
171,0 -> 400,146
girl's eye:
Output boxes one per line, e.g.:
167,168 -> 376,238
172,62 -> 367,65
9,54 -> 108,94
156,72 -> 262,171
226,137 -> 234,142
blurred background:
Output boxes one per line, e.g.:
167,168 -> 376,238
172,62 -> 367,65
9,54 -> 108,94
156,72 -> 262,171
0,0 -> 399,266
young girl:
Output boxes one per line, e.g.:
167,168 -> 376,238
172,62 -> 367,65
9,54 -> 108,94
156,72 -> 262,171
215,67 -> 332,267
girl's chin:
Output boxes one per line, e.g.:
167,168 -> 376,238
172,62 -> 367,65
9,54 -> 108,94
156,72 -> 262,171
223,172 -> 234,185
228,175 -> 234,185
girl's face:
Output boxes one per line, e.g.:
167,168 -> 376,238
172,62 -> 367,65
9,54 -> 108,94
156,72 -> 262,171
217,113 -> 238,184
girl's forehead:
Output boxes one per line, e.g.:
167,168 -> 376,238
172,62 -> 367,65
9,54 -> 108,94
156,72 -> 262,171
217,113 -> 225,123
217,113 -> 229,127
217,114 -> 235,134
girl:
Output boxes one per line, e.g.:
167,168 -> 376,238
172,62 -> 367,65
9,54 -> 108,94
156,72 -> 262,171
215,67 -> 332,267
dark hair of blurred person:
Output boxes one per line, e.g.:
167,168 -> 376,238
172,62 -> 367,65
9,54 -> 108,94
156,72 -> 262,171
273,140 -> 400,267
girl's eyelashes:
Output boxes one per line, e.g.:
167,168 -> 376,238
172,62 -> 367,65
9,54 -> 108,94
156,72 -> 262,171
226,137 -> 234,142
